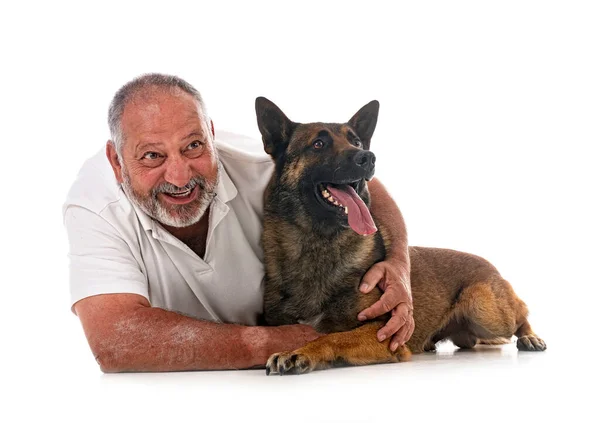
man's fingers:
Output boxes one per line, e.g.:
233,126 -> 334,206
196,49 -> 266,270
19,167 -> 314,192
359,265 -> 385,293
357,294 -> 396,321
376,312 -> 407,342
389,318 -> 414,351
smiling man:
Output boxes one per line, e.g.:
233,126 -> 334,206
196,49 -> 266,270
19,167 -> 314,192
63,73 -> 413,372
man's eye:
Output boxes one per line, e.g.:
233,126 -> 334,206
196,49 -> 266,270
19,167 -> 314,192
143,152 -> 161,160
187,141 -> 202,150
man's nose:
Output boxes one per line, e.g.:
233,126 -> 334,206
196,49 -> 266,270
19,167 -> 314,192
163,156 -> 192,188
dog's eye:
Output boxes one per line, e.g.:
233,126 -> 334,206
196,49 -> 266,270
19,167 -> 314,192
313,139 -> 324,150
352,138 -> 362,148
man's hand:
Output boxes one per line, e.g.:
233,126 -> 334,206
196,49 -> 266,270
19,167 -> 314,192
357,260 -> 414,352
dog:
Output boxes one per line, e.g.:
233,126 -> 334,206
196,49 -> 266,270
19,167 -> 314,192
255,97 -> 546,375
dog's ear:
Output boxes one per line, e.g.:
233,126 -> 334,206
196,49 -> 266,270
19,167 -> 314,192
255,97 -> 296,159
347,100 -> 379,150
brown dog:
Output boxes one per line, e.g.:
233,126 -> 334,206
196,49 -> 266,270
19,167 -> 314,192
255,97 -> 546,375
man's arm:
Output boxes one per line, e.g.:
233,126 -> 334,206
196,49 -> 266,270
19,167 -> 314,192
368,177 -> 410,270
74,293 -> 320,373
359,177 -> 414,351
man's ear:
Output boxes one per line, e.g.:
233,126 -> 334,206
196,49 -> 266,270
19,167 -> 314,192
347,100 -> 379,150
106,141 -> 124,184
255,97 -> 296,159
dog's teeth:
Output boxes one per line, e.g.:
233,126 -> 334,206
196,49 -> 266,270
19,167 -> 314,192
344,206 -> 348,214
328,197 -> 335,203
334,200 -> 339,206
322,190 -> 330,198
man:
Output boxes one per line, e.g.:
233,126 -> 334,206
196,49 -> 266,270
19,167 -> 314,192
64,73 -> 414,372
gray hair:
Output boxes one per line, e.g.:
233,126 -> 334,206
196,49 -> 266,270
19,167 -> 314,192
108,73 -> 209,160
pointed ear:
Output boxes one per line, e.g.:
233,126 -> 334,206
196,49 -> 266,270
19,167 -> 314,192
255,97 -> 296,158
347,100 -> 379,150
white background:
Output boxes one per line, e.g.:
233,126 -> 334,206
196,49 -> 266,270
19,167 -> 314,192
1,1 -> 598,422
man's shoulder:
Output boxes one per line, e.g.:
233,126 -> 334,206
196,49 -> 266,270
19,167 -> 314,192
214,130 -> 272,164
214,130 -> 274,193
63,148 -> 125,218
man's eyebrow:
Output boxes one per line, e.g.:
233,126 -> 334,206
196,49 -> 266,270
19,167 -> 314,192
136,142 -> 163,153
184,131 -> 207,140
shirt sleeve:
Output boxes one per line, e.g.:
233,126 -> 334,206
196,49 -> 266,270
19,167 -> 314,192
64,205 -> 149,312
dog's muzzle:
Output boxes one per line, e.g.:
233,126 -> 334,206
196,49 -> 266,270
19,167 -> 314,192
353,150 -> 376,179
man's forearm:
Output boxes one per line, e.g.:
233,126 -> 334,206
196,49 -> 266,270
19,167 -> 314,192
89,306 -> 315,373
368,177 -> 410,275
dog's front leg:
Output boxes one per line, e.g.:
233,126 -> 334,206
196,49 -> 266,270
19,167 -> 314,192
266,322 -> 411,375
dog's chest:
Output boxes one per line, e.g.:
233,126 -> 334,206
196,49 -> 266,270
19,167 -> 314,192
263,218 -> 385,331
297,313 -> 325,328
273,243 -> 366,330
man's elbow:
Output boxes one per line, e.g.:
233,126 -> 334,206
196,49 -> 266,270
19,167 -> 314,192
93,347 -> 126,373
89,338 -> 136,373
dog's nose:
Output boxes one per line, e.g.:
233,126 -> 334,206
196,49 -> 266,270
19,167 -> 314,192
354,151 -> 376,171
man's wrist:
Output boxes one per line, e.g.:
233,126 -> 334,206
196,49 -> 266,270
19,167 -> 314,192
240,325 -> 271,367
385,251 -> 410,272
385,249 -> 412,300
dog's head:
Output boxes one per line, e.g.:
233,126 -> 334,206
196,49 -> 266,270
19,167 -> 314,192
256,97 -> 379,236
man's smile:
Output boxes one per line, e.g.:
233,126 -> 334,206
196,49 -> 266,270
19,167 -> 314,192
160,185 -> 199,205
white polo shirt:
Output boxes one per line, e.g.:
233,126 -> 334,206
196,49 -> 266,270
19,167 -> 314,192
63,131 -> 274,326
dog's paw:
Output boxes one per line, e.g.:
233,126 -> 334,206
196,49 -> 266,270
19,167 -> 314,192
423,341 -> 437,352
266,351 -> 315,375
517,334 -> 547,351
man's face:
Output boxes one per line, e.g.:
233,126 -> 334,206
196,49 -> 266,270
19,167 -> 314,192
107,89 -> 220,228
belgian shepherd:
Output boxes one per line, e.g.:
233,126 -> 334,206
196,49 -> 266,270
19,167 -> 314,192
255,97 -> 546,375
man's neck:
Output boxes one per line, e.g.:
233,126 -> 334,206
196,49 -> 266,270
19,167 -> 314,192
163,211 -> 211,258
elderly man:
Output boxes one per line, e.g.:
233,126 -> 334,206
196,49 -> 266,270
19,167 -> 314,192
64,73 -> 414,372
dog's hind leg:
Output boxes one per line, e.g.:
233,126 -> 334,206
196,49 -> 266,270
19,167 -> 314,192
266,322 -> 411,375
454,279 -> 546,351
423,315 -> 478,350
514,318 -> 546,351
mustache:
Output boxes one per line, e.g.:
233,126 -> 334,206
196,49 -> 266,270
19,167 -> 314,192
152,176 -> 208,196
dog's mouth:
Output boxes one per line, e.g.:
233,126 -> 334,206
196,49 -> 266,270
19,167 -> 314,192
315,182 -> 377,236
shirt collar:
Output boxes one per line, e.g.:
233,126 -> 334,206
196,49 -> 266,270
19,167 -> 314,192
213,161 -> 238,205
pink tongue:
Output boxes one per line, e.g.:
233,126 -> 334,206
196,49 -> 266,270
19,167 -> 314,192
326,184 -> 377,235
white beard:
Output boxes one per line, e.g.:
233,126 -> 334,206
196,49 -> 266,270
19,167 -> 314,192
120,164 -> 221,228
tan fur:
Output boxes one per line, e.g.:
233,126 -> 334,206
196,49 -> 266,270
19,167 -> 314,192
266,323 -> 411,375
280,157 -> 307,185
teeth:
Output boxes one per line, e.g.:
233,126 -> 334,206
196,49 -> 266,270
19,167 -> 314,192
170,189 -> 191,197
321,188 -> 346,211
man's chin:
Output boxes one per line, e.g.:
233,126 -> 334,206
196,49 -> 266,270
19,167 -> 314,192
155,204 -> 205,228
156,214 -> 202,228
155,193 -> 218,228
